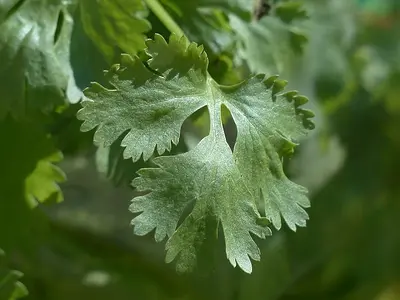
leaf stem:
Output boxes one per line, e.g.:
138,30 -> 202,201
144,0 -> 185,37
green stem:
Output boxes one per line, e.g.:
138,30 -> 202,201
144,0 -> 185,37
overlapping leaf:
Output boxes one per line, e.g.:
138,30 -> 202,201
0,118 -> 65,248
0,0 -> 81,119
0,249 -> 28,300
95,133 -> 149,186
78,34 -> 314,273
95,127 -> 191,186
160,0 -> 252,53
230,1 -> 308,76
80,0 -> 151,62
25,151 -> 65,208
302,0 -> 357,101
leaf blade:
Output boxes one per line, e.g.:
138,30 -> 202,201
79,34 -> 314,273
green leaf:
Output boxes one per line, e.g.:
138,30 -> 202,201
25,151 -> 66,208
80,0 -> 151,62
95,126 -> 190,186
78,34 -> 314,273
275,1 -> 308,24
0,118 -> 64,247
0,0 -> 81,119
295,0 -> 357,101
230,1 -> 308,75
0,250 -> 28,300
225,78 -> 313,231
78,36 -> 208,162
134,132 -> 271,274
160,0 -> 251,53
96,133 -> 148,186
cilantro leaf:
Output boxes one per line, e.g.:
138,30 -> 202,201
95,125 -> 190,186
78,35 -> 208,161
0,0 -> 81,119
95,133 -> 148,186
0,118 -> 64,248
301,0 -> 357,101
80,0 -> 151,62
78,34 -> 314,273
0,118 -> 65,206
230,1 -> 308,75
25,151 -> 66,208
159,0 -> 245,53
0,249 -> 28,300
134,129 -> 271,274
275,1 -> 308,24
224,76 -> 314,231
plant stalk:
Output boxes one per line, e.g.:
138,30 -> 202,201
144,0 -> 185,37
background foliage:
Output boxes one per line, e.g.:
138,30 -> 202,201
1,0 -> 400,299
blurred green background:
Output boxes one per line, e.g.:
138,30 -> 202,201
1,0 -> 400,299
